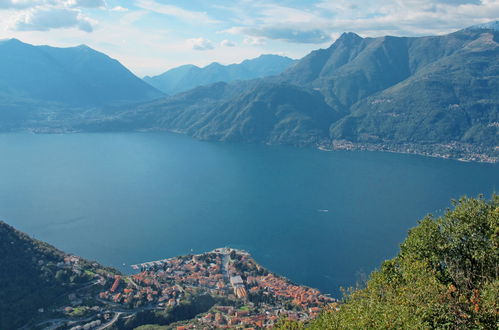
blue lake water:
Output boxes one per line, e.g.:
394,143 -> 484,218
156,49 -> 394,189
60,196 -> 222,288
0,132 -> 498,296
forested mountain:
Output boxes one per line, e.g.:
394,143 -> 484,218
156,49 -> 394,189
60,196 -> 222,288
0,24 -> 497,161
0,221 -> 116,329
85,80 -> 342,146
0,39 -> 163,106
143,54 -> 296,95
93,25 -> 498,161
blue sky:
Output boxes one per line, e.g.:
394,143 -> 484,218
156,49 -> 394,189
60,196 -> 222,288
0,0 -> 497,76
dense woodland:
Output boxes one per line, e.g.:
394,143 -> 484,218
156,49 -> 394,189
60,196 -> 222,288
277,195 -> 499,329
0,222 -> 115,329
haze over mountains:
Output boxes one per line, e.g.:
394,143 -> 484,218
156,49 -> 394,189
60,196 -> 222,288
0,38 -> 163,106
95,24 -> 498,161
143,54 -> 296,95
0,22 -> 497,161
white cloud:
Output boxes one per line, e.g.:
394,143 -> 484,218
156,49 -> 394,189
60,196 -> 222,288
219,0 -> 499,45
188,37 -> 214,50
11,6 -> 94,32
243,36 -> 265,46
220,39 -> 235,47
243,26 -> 332,44
110,6 -> 128,12
313,0 -> 499,36
0,0 -> 107,10
66,0 -> 105,8
0,0 -> 498,77
135,0 -> 219,24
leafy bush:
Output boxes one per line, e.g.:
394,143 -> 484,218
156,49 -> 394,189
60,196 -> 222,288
279,195 -> 499,329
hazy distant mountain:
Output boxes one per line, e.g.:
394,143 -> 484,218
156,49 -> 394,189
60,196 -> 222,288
0,39 -> 163,106
143,54 -> 296,95
1,23 -> 497,161
81,79 -> 342,146
103,24 -> 496,161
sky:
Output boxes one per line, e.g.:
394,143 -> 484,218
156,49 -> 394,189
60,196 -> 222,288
0,0 -> 498,77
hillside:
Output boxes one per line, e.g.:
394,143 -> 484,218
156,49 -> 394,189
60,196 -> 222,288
0,222 -> 334,329
278,195 -> 499,329
143,54 -> 296,95
327,30 -> 499,150
0,221 -> 117,329
0,39 -> 163,106
1,196 -> 497,329
90,24 -> 498,162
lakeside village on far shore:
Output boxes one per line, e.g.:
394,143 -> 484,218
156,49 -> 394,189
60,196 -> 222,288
42,248 -> 336,329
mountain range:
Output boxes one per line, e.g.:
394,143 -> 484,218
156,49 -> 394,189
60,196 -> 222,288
84,24 -> 498,161
0,22 -> 498,161
143,54 -> 296,95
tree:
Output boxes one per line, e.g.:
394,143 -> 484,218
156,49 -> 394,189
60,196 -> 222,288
290,195 -> 499,329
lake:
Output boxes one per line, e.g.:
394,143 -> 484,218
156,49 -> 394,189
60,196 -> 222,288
0,132 -> 498,296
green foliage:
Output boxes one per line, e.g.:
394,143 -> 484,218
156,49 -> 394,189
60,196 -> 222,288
69,306 -> 90,317
115,294 -> 216,329
293,195 -> 499,329
0,221 -> 116,329
133,325 -> 168,330
274,318 -> 306,329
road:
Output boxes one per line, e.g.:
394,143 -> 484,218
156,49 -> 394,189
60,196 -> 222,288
96,312 -> 122,330
221,248 -> 231,280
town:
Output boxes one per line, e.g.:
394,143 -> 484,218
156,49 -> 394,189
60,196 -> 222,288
96,248 -> 336,329
32,248 -> 336,329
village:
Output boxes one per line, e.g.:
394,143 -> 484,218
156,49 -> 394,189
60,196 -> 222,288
96,248 -> 336,329
32,248 -> 336,329
327,139 -> 499,163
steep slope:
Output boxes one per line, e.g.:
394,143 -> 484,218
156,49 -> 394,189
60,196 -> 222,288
182,82 -> 340,145
118,26 -> 497,160
143,54 -> 296,95
279,30 -> 483,109
82,80 -> 341,147
0,221 -> 115,329
330,29 -> 499,149
0,39 -> 163,106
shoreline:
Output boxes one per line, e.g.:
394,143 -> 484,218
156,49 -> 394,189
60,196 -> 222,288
20,127 -> 499,164
320,139 -> 498,164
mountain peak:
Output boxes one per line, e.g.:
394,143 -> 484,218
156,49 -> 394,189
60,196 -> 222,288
338,32 -> 362,42
205,62 -> 223,68
0,39 -> 163,105
466,20 -> 499,31
257,54 -> 290,59
144,55 -> 296,94
0,38 -> 25,46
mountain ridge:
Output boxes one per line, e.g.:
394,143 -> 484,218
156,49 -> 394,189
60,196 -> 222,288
143,54 -> 296,95
0,39 -> 163,106
92,25 -> 497,162
0,24 -> 497,162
